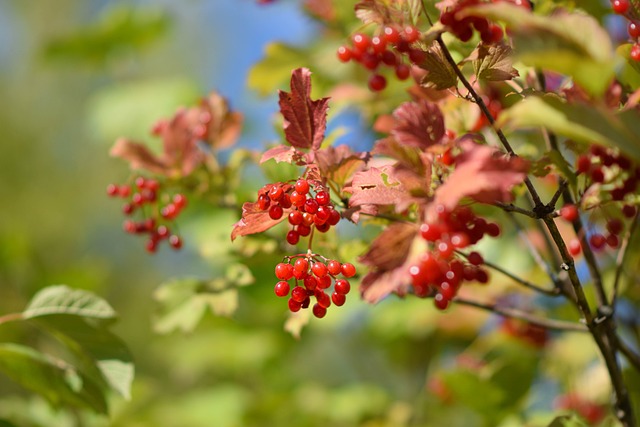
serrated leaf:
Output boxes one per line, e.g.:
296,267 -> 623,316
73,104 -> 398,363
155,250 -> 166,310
0,343 -> 107,414
472,43 -> 519,81
32,315 -> 134,401
23,285 -> 116,321
231,201 -> 288,241
419,43 -> 458,90
463,4 -> 614,96
354,0 -> 398,25
391,100 -> 445,149
497,95 -> 640,162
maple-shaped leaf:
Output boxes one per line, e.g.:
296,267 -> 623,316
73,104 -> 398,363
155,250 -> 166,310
200,92 -> 243,150
391,100 -> 446,149
359,223 -> 422,303
278,68 -> 330,151
346,165 -> 411,208
433,138 -> 529,211
471,43 -> 519,82
418,43 -> 458,90
230,201 -> 288,241
260,145 -> 300,164
314,144 -> 369,188
110,138 -> 170,175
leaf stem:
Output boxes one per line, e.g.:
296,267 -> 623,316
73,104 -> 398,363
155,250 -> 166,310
0,312 -> 23,325
453,296 -> 587,332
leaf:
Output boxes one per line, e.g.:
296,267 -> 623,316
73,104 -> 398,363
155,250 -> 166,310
0,343 -> 107,414
200,92 -> 243,150
433,138 -> 529,211
391,100 -> 446,149
23,285 -> 117,321
260,145 -> 299,164
360,223 -> 419,271
497,95 -> 640,162
314,144 -> 368,188
109,138 -> 168,175
346,166 -> 411,208
463,3 -> 615,96
354,0 -> 396,25
32,315 -> 134,401
278,68 -> 330,151
472,43 -> 519,81
230,201 -> 288,241
418,43 -> 458,90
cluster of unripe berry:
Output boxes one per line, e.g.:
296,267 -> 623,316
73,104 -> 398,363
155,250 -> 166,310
273,255 -> 356,318
411,205 -> 499,310
257,178 -> 341,245
610,0 -> 640,60
107,176 -> 186,253
336,25 -> 420,91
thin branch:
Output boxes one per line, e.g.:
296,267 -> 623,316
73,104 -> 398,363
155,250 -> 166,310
454,296 -> 588,332
615,335 -> 640,372
0,312 -> 23,325
457,251 -> 560,296
548,180 -> 568,209
495,202 -> 538,219
612,212 -> 639,308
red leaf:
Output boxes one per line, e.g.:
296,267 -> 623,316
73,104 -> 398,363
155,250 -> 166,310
110,138 -> 169,175
278,68 -> 330,150
433,138 -> 529,211
160,108 -> 203,176
314,144 -> 369,187
392,100 -> 445,149
260,145 -> 299,164
230,201 -> 287,241
200,92 -> 243,150
359,223 -> 421,303
346,165 -> 411,208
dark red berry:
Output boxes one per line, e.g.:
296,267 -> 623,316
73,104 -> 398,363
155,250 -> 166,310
395,63 -> 411,80
468,251 -> 484,266
576,155 -> 591,173
606,218 -> 623,235
291,286 -> 308,303
368,74 -> 387,91
288,298 -> 302,312
629,21 -> 640,38
622,204 -> 637,218
274,281 -> 290,297
568,239 -> 581,256
589,233 -> 606,250
286,230 -> 300,245
312,303 -> 327,318
269,205 -> 284,220
288,211 -> 303,226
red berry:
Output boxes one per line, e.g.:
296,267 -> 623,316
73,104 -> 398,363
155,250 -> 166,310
274,281 -> 290,297
382,26 -> 400,43
169,235 -> 182,249
591,168 -> 605,183
288,211 -> 303,226
629,21 -> 640,38
337,45 -> 352,62
107,183 -> 119,196
286,230 -> 300,245
395,63 -> 411,80
468,251 -> 484,266
612,0 -> 630,14
631,44 -> 640,61
173,194 -> 187,209
403,26 -> 420,43
291,286 -> 308,303
318,275 -> 332,289
368,74 -> 387,91
606,218 -> 623,235
157,225 -> 170,238
576,155 -> 591,173
303,276 -> 318,291
371,36 -> 386,54
304,198 -> 319,214
288,298 -> 302,312
434,293 -> 450,310
331,292 -> 346,306
486,223 -> 501,237
315,290 -> 331,308
352,33 -> 371,52
328,209 -> 341,226
145,239 -> 158,254
488,24 -> 504,43
568,239 -> 582,256
297,224 -> 311,237
135,176 -> 146,189
312,262 -> 328,278
606,234 -> 619,248
334,279 -> 351,295
269,205 -> 284,220
295,179 -> 310,195
312,303 -> 327,318
315,190 -> 330,206
589,233 -> 606,250
294,258 -> 309,272
420,223 -> 442,241
560,204 -> 579,222
341,263 -> 356,278
122,203 -> 135,215
450,233 -> 470,248
268,185 -> 283,201
622,204 -> 637,218
327,260 -> 341,276
123,219 -> 136,234
275,262 -> 294,280
258,194 -> 271,210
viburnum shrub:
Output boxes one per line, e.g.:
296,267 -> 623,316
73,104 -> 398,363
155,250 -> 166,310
109,0 -> 640,425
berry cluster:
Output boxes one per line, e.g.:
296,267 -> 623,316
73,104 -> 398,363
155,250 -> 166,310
107,176 -> 187,253
576,144 -> 639,201
610,0 -> 640,60
410,205 -> 499,310
273,255 -> 356,318
256,178 -> 341,245
336,26 -> 421,91
440,1 -> 504,43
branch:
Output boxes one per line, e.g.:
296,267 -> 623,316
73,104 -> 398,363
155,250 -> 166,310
612,211 -> 639,308
453,296 -> 588,332
0,312 -> 23,325
615,335 -> 640,373
495,202 -> 538,219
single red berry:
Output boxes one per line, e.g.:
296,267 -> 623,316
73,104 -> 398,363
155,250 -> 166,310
420,223 -> 442,241
337,45 -> 352,62
437,241 -> 454,259
161,203 -> 178,219
560,204 -> 579,222
288,298 -> 302,312
368,74 -> 387,91
612,0 -> 630,14
488,24 -> 504,43
568,239 -> 582,256
269,205 -> 284,220
450,233 -> 470,248
475,268 -> 489,284
382,26 -> 401,43
290,191 -> 306,207
622,204 -> 637,218
315,290 -> 331,308
173,194 -> 187,209
291,286 -> 308,303
132,192 -> 145,206
486,222 -> 501,237
294,258 -> 309,272
381,50 -> 397,66
118,185 -> 131,197
606,234 -> 619,248
334,279 -> 351,295
402,26 -> 420,43
331,292 -> 346,306
312,262 -> 328,278
589,233 -> 606,250
315,191 -> 330,206
318,275 -> 332,289
395,63 -> 411,80
468,251 -> 484,266
371,36 -> 386,54
434,293 -> 450,310
297,224 -> 311,237
631,44 -> 640,61
169,235 -> 182,249
327,260 -> 342,276
122,203 -> 135,215
123,219 -> 136,234
361,52 -> 380,70
439,281 -> 456,300
316,206 -> 331,222
352,33 -> 371,51
268,185 -> 283,201
312,303 -> 327,318
258,194 -> 271,210
157,225 -> 170,239
304,198 -> 319,214
288,211 -> 303,226
328,209 -> 341,226
295,179 -> 310,195
286,230 -> 300,245
107,183 -> 119,196
303,276 -> 318,291
341,263 -> 356,278
629,21 -> 640,38
590,167 -> 605,183
275,262 -> 294,280
576,155 -> 591,174
607,218 -> 623,235
135,176 -> 146,189
145,239 -> 158,254
408,48 -> 426,64
274,281 -> 290,297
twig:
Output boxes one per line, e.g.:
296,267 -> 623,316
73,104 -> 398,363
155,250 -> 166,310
0,312 -> 23,325
454,296 -> 588,332
615,335 -> 640,372
495,202 -> 538,219
612,212 -> 639,308
548,180 -> 568,209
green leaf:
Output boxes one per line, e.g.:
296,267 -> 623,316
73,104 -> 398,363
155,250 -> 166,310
23,285 -> 117,321
497,95 -> 640,162
248,43 -> 308,97
418,42 -> 458,90
0,343 -> 107,414
32,315 -> 134,401
472,43 -> 518,82
465,4 -> 615,96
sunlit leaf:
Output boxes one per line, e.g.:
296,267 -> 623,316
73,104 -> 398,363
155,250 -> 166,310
23,285 -> 116,321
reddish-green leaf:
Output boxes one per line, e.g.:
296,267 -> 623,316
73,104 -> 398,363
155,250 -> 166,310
278,68 -> 330,151
418,43 -> 458,90
471,43 -> 518,82
391,100 -> 445,149
231,201 -> 288,241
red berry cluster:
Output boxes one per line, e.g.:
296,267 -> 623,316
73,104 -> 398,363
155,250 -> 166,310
107,176 -> 187,253
575,145 -> 639,203
410,205 -> 499,310
554,393 -> 607,425
440,0 -> 505,44
336,26 -> 421,91
256,178 -> 341,245
273,255 -> 356,318
609,0 -> 640,60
